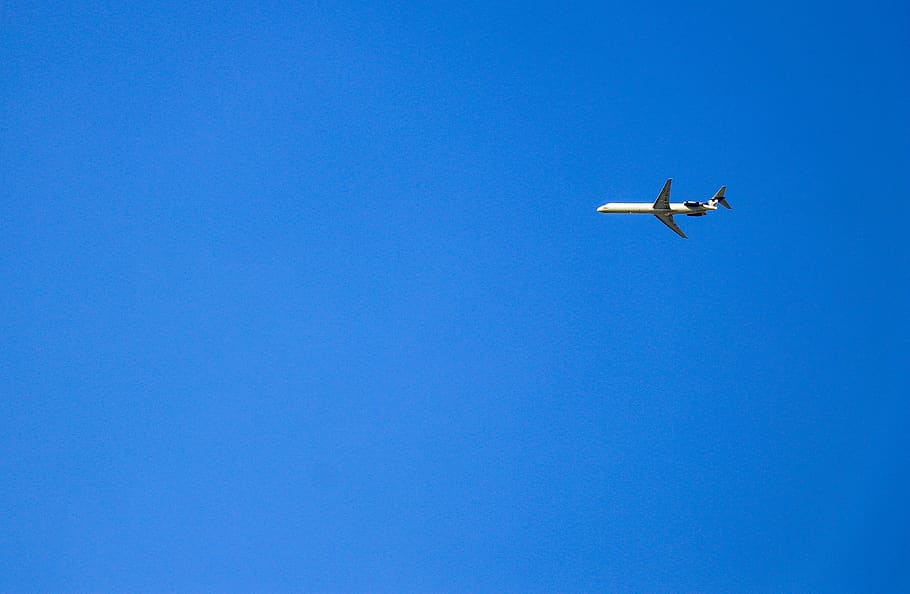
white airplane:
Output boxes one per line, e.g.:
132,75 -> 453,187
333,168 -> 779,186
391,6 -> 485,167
596,179 -> 730,238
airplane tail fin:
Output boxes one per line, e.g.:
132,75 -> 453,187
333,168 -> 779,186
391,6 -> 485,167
711,186 -> 731,209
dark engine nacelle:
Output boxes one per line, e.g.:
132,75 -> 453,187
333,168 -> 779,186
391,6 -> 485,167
686,212 -> 707,217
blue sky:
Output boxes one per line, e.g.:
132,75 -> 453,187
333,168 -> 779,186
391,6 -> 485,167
2,1 -> 908,591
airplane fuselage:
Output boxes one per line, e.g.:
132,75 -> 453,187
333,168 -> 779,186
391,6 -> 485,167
596,179 -> 729,238
596,202 -> 717,216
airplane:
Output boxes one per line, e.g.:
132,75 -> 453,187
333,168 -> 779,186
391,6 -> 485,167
596,178 -> 730,238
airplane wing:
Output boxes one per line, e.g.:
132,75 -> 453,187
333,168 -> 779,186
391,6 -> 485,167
654,213 -> 687,238
652,178 -> 672,210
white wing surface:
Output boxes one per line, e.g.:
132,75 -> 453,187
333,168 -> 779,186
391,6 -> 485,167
654,213 -> 687,238
653,178 -> 672,210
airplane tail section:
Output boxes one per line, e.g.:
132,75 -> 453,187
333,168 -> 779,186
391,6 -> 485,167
710,186 -> 731,209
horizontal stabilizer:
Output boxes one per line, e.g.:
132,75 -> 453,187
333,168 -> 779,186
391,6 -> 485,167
712,186 -> 731,209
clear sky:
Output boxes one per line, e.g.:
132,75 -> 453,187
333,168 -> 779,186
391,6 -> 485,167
2,1 -> 908,591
